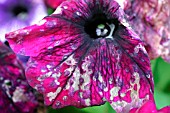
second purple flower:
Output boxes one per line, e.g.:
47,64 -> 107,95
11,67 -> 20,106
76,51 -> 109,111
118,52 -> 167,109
0,0 -> 47,42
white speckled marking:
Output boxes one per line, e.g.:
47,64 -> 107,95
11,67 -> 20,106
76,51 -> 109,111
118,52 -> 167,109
12,87 -> 27,102
72,68 -> 81,91
38,72 -> 53,81
104,87 -> 108,92
63,96 -> 68,100
146,74 -> 150,78
134,44 -> 147,54
63,6 -> 68,9
80,57 -> 92,90
52,73 -> 61,78
98,72 -> 103,83
47,87 -> 62,101
3,80 -> 11,97
84,98 -> 91,106
110,87 -> 121,100
111,72 -> 149,112
76,11 -> 81,16
47,64 -> 53,69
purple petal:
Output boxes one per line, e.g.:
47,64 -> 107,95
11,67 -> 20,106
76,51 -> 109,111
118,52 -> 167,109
0,0 -> 47,42
6,0 -> 154,112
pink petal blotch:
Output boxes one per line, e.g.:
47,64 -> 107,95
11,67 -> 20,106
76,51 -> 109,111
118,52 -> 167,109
44,0 -> 64,9
130,100 -> 170,113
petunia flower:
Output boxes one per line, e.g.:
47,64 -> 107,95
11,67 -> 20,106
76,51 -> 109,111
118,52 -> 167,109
129,100 -> 170,113
44,0 -> 64,9
0,42 -> 38,113
124,0 -> 170,62
0,0 -> 47,42
6,0 -> 155,113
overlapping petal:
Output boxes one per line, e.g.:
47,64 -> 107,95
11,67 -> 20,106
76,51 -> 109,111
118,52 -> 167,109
129,100 -> 170,113
44,0 -> 64,9
125,0 -> 170,62
6,0 -> 154,112
0,42 -> 37,113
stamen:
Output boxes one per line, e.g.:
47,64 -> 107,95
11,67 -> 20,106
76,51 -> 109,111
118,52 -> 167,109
96,24 -> 109,37
98,24 -> 105,29
106,24 -> 115,39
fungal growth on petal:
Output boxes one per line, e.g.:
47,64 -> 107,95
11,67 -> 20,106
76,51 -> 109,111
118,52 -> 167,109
6,0 -> 154,113
0,42 -> 38,113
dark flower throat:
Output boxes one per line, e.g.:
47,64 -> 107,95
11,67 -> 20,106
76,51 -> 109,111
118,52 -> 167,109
12,5 -> 28,16
84,13 -> 119,39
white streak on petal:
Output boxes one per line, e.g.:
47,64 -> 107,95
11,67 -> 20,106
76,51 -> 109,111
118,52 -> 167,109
110,87 -> 120,100
12,87 -> 27,102
47,87 -> 62,101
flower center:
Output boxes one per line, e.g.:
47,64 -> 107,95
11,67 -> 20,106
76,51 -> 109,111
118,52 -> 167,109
84,13 -> 118,39
12,5 -> 28,17
96,24 -> 110,37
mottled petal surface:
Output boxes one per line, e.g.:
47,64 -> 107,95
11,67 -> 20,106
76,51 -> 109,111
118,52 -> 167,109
6,0 -> 154,112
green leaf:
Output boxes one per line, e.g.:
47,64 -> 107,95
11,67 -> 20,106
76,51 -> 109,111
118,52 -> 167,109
152,58 -> 170,91
48,8 -> 54,15
154,88 -> 170,109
